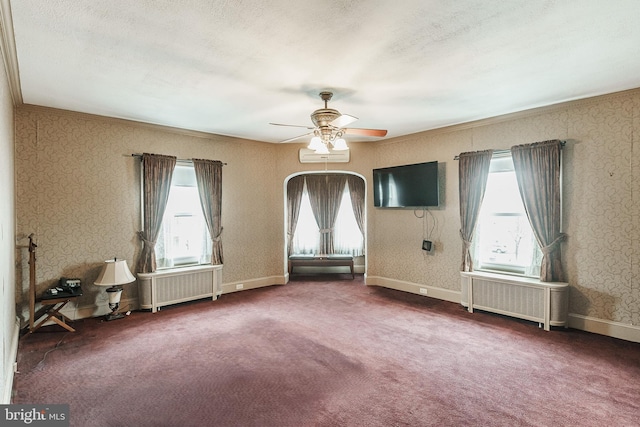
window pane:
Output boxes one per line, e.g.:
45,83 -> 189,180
156,165 -> 211,269
480,171 -> 526,214
473,158 -> 542,276
292,188 -> 319,254
334,184 -> 364,256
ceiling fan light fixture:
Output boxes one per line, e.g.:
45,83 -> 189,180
314,143 -> 330,155
332,138 -> 349,151
307,136 -> 323,150
271,91 -> 387,150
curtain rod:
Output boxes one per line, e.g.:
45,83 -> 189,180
126,153 -> 227,165
453,140 -> 566,160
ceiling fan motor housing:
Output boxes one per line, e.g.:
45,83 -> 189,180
311,108 -> 341,128
270,90 -> 386,143
312,91 -> 341,130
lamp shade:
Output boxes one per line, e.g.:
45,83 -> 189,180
307,136 -> 323,151
94,259 -> 136,286
332,138 -> 348,151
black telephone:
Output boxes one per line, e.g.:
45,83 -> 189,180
58,277 -> 80,290
58,277 -> 82,294
42,278 -> 82,299
50,278 -> 81,295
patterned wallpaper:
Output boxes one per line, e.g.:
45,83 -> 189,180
14,108 -> 283,322
13,88 -> 640,329
565,96 -> 638,322
369,90 -> 639,326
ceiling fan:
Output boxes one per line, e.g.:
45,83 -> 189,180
270,91 -> 388,152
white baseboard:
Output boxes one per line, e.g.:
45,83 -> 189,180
568,313 -> 640,343
2,317 -> 20,404
222,276 -> 286,294
42,297 -> 138,324
365,275 -> 640,344
39,276 -> 640,344
72,297 -> 138,320
49,275 -> 287,322
364,275 -> 460,303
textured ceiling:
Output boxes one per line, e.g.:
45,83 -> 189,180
8,0 -> 640,143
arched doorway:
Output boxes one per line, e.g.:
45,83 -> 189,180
283,171 -> 366,279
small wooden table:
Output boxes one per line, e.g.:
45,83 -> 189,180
288,255 -> 354,279
31,289 -> 82,333
25,234 -> 82,333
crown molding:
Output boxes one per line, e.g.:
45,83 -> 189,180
20,85 -> 640,146
0,0 -> 22,105
378,86 -> 640,145
17,103 -> 267,144
12,66 -> 640,147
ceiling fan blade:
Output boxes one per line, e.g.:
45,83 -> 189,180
343,128 -> 388,137
278,131 -> 314,143
270,122 -> 315,130
330,114 -> 358,128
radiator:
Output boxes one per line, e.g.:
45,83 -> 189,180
138,265 -> 223,313
460,271 -> 568,331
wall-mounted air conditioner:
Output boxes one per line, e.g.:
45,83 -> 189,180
298,148 -> 350,164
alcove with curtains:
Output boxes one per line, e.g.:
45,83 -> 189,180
286,173 -> 365,256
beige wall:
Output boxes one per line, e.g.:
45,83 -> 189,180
13,88 -> 640,339
369,89 -> 640,328
14,107 -> 283,320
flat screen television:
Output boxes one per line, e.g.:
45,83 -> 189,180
373,161 -> 439,208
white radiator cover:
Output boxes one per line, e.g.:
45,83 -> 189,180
138,264 -> 223,313
460,271 -> 568,331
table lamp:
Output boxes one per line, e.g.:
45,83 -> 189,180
94,258 -> 136,320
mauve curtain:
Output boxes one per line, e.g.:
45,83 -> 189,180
346,175 -> 365,238
286,175 -> 306,256
511,139 -> 566,282
136,153 -> 177,273
306,174 -> 347,254
458,149 -> 493,272
193,159 -> 224,265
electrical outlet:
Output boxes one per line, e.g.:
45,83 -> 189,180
419,288 -> 428,295
235,284 -> 244,290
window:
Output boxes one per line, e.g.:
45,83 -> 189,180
472,155 -> 542,276
333,183 -> 364,254
155,164 -> 211,269
291,180 -> 364,256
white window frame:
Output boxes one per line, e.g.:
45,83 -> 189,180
472,153 -> 543,277
141,161 -> 212,270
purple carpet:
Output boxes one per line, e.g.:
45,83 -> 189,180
13,274 -> 640,426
